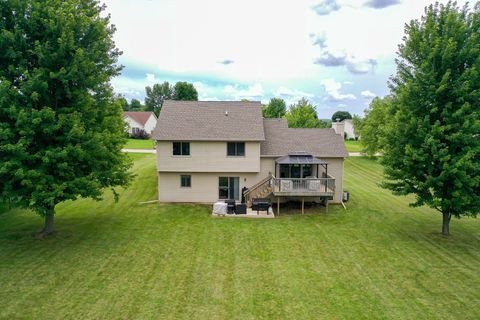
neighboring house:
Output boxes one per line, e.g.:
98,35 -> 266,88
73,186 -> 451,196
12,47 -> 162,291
332,119 -> 357,140
152,101 -> 348,208
124,111 -> 157,135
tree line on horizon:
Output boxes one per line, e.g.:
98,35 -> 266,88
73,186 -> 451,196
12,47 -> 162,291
119,81 -> 199,115
261,98 -> 355,129
120,82 -> 353,130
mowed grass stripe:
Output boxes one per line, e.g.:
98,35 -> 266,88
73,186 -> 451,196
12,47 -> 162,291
344,158 -> 480,317
0,155 -> 479,319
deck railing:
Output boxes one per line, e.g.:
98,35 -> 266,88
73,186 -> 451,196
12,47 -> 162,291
272,176 -> 335,195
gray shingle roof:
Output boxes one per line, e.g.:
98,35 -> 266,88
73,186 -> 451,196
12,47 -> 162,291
152,100 -> 265,141
261,119 -> 348,158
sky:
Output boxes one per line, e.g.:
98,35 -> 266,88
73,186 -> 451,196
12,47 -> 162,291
103,0 -> 469,118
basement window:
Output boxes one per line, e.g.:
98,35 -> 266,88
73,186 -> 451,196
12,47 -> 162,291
180,175 -> 191,188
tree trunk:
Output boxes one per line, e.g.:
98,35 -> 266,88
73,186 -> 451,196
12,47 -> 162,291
442,212 -> 451,236
40,207 -> 55,236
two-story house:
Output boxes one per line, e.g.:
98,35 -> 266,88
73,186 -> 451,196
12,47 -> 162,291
152,101 -> 348,209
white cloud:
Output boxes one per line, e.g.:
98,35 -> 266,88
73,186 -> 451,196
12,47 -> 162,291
145,73 -> 156,85
310,33 -> 328,48
275,86 -> 315,105
361,90 -> 376,98
194,81 -> 225,101
200,96 -> 221,101
223,83 -> 264,100
312,0 -> 341,15
364,0 -> 401,9
321,79 -> 357,101
217,59 -> 235,65
314,51 -> 348,67
103,0 -> 471,118
346,58 -> 377,74
312,34 -> 377,74
276,86 -> 314,98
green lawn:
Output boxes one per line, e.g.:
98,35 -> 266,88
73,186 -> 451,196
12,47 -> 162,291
345,140 -> 363,152
124,138 -> 154,149
1,155 -> 479,319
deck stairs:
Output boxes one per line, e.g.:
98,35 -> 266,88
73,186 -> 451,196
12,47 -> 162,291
244,175 -> 273,207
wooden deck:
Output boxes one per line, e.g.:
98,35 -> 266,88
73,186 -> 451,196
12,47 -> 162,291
243,175 -> 336,215
271,177 -> 335,197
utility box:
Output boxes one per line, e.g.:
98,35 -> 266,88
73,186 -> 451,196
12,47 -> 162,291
343,191 -> 350,202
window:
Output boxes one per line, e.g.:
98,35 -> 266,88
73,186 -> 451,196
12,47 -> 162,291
279,164 -> 313,178
219,177 -> 240,200
173,142 -> 190,156
180,175 -> 191,188
290,164 -> 301,178
132,127 -> 140,134
227,142 -> 245,156
302,165 -> 313,178
279,165 -> 290,178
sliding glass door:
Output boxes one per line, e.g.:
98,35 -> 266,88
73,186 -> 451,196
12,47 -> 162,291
219,177 -> 240,200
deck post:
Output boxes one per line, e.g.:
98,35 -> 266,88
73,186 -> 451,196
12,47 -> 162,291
325,164 -> 328,192
301,197 -> 304,215
326,199 -> 329,213
277,197 -> 280,216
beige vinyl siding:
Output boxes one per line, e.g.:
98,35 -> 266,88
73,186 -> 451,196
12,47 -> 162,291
156,141 -> 261,173
158,157 -> 345,204
158,172 -> 261,203
321,157 -> 344,203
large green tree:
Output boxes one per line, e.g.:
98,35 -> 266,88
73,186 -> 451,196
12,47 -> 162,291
352,114 -> 363,138
115,94 -> 130,111
285,98 -> 327,128
129,99 -> 144,111
116,95 -> 144,112
173,81 -> 198,101
145,82 -> 172,115
382,1 -> 480,236
0,0 -> 132,236
331,111 -> 352,122
262,98 -> 287,118
357,96 -> 395,156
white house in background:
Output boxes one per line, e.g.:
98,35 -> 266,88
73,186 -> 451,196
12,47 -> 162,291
152,101 -> 348,212
123,112 -> 157,135
332,119 -> 357,140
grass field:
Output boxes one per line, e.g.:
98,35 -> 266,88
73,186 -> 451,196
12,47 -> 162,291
345,140 -> 363,153
0,155 -> 479,319
124,138 -> 154,149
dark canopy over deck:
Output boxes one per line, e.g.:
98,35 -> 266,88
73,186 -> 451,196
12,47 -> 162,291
275,152 -> 328,178
275,152 -> 327,165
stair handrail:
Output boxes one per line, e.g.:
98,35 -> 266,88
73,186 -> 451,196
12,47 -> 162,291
244,174 -> 273,197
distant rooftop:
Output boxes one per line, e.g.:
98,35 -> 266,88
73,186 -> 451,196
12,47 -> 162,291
124,111 -> 156,126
